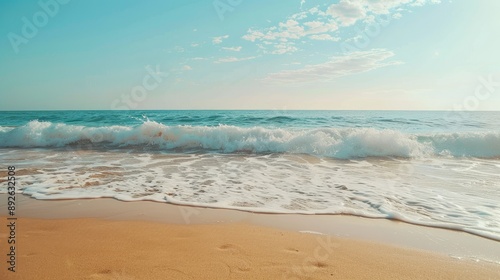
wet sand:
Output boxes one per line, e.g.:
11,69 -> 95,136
0,195 -> 499,279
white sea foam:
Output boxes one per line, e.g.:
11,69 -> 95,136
1,149 -> 499,241
1,120 -> 499,158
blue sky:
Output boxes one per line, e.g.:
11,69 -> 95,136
1,0 -> 499,110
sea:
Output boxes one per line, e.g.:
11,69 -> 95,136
1,110 -> 499,240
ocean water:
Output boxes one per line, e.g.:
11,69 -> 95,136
1,110 -> 499,240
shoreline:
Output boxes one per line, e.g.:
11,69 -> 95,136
3,217 -> 500,279
0,195 -> 499,279
3,194 -> 500,262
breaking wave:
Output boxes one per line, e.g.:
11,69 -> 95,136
1,120 -> 499,159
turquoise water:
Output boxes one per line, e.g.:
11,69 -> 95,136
1,110 -> 500,158
1,110 -> 499,131
0,110 -> 499,241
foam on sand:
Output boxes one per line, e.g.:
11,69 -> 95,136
2,149 -> 499,241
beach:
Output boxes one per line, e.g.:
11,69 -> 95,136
2,0 -> 499,278
1,194 -> 499,280
1,110 -> 500,279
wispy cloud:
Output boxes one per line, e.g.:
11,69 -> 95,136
327,0 -> 366,26
327,0 -> 441,26
215,56 -> 257,63
213,35 -> 229,44
243,0 -> 441,54
264,49 -> 401,83
222,46 -> 242,52
269,43 -> 298,55
243,17 -> 338,54
310,34 -> 340,41
183,65 -> 192,71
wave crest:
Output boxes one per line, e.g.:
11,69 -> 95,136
1,120 -> 499,158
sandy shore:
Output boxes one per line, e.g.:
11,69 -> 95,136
0,196 -> 499,279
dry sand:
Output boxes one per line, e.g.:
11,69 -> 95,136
0,195 -> 499,279
0,217 -> 499,280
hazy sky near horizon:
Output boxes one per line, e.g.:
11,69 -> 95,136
1,0 -> 499,110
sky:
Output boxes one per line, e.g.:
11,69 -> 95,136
0,0 -> 499,110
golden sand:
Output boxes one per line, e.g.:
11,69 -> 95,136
0,216 -> 499,280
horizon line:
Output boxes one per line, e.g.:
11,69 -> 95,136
1,109 -> 500,112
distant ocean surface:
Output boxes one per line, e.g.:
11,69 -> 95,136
1,111 -> 499,240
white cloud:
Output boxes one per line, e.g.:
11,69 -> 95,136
183,65 -> 192,71
191,43 -> 199,47
244,19 -> 338,43
304,21 -> 323,29
291,11 -> 309,20
271,43 -> 298,55
242,0 -> 440,55
222,46 -> 242,52
327,0 -> 441,26
215,56 -> 257,63
327,0 -> 367,26
310,34 -> 340,41
264,49 -> 401,83
243,17 -> 338,54
304,21 -> 339,34
213,35 -> 229,44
